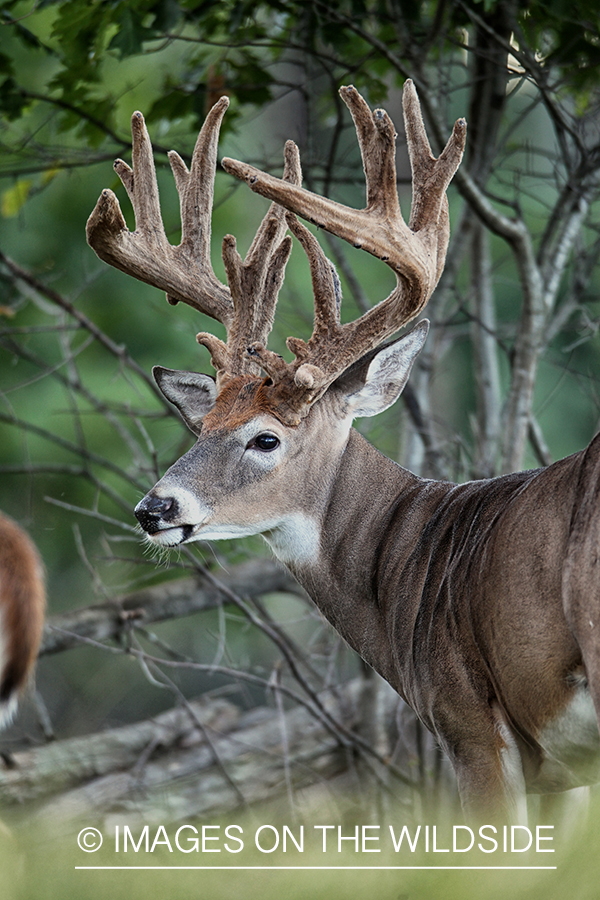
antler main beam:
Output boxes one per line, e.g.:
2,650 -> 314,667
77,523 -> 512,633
223,81 -> 466,313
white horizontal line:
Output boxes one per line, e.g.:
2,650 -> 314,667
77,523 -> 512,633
75,865 -> 557,871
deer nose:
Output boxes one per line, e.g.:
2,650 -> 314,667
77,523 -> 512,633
134,494 -> 176,533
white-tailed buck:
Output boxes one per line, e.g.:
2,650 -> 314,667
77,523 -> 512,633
87,82 -> 600,822
0,512 -> 45,727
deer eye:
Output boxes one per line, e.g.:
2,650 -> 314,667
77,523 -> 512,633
250,433 -> 280,452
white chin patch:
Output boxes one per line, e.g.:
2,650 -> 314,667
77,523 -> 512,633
146,527 -> 188,548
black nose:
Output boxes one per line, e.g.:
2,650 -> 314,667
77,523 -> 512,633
134,494 -> 176,533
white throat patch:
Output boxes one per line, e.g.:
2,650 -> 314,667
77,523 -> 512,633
261,513 -> 321,566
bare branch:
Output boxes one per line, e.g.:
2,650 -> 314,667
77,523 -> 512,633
41,559 -> 301,655
0,251 -> 159,397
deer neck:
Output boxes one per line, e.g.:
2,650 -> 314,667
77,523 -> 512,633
263,428 -> 448,690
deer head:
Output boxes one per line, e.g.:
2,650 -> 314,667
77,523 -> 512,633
86,83 -> 465,558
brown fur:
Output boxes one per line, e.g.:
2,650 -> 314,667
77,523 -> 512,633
202,375 -> 294,431
0,513 -> 45,712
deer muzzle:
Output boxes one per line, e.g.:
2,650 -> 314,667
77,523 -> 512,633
134,494 -> 178,534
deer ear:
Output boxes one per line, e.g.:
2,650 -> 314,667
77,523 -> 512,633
343,320 -> 429,419
153,367 -> 217,433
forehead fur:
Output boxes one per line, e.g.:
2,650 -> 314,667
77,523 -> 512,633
202,375 -> 291,431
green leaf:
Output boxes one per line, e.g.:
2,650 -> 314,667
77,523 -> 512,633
152,0 -> 184,31
108,7 -> 153,58
0,76 -> 30,121
1,179 -> 33,217
0,52 -> 15,77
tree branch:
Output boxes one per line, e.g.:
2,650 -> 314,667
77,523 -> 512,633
41,559 -> 302,656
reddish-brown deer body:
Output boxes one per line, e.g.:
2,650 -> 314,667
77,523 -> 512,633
86,83 -> 600,821
0,513 -> 45,726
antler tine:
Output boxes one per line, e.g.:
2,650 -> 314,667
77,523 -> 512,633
339,85 -> 401,223
166,96 -> 233,319
196,139 -> 301,384
87,100 -> 233,325
402,81 -> 466,287
246,210 -> 344,390
285,212 -> 342,341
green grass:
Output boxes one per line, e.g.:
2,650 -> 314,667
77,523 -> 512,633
1,796 -> 598,900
